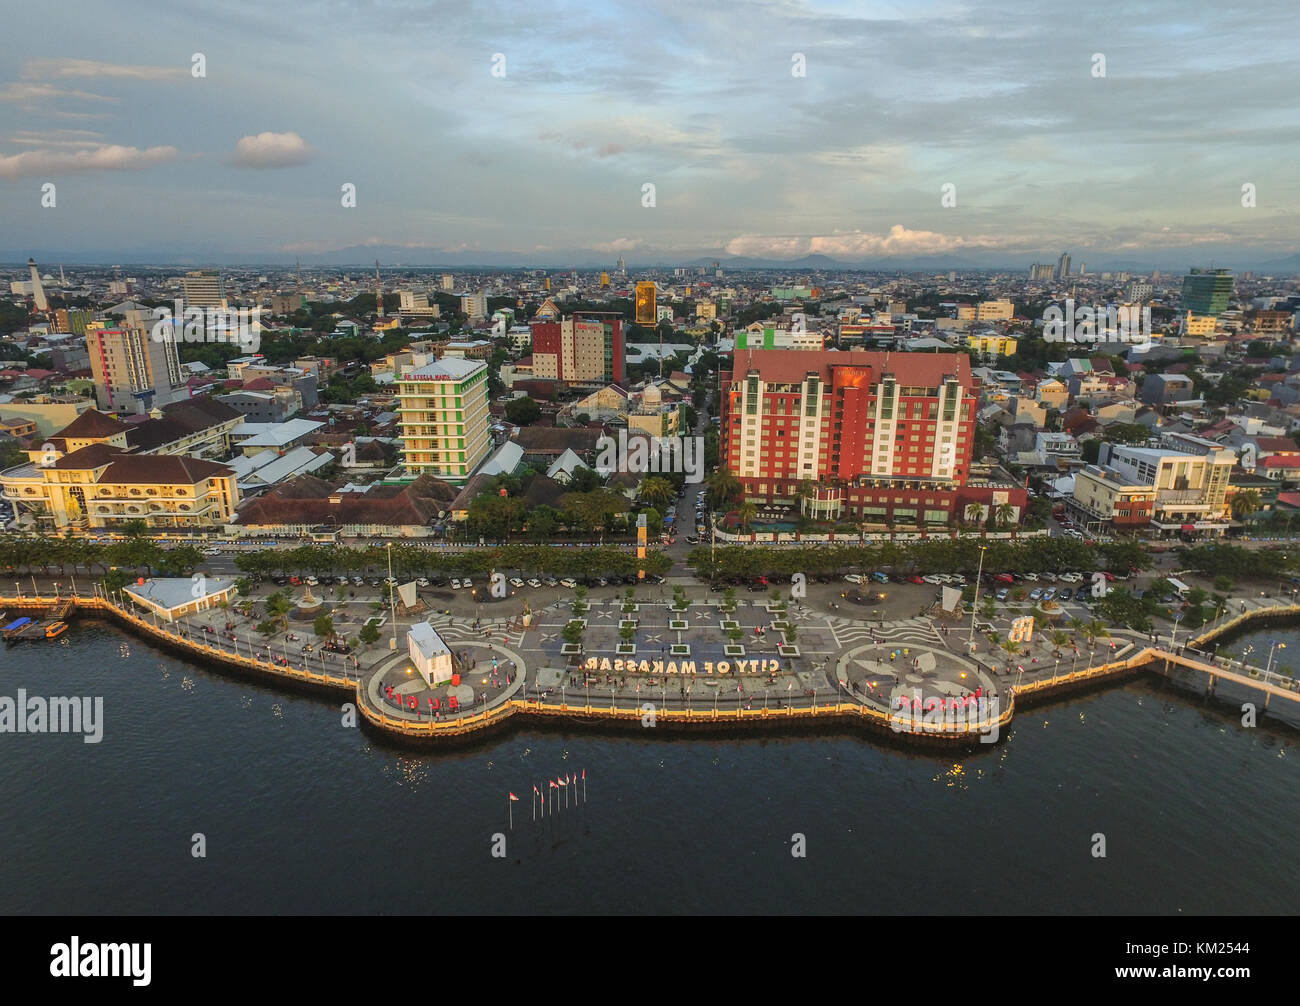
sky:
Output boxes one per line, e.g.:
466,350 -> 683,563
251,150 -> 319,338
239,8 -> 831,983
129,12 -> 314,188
2,0 -> 1299,268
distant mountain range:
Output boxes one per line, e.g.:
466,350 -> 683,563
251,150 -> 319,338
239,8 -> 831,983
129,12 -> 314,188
3,243 -> 1298,274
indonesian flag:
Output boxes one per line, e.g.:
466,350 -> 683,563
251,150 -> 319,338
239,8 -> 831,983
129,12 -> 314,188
559,776 -> 568,787
550,780 -> 558,789
509,792 -> 519,802
533,785 -> 539,796
581,768 -> 585,780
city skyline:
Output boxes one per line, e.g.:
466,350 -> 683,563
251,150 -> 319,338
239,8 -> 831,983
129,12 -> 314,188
1,1 -> 1299,268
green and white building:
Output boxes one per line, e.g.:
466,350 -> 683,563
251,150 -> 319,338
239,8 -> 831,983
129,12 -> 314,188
397,358 -> 491,482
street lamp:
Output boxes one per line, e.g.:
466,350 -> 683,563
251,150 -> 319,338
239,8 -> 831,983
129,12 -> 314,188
1266,642 -> 1287,677
967,545 -> 988,651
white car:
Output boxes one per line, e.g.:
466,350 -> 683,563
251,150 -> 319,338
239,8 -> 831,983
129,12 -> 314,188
560,577 -> 578,589
1040,572 -> 1057,583
461,579 -> 473,590
1021,572 -> 1040,582
527,578 -> 542,588
203,548 -> 221,556
509,577 -> 525,588
305,576 -> 319,586
416,577 -> 430,587
922,574 -> 943,585
1059,572 -> 1082,583
844,573 -> 864,584
450,578 -> 462,589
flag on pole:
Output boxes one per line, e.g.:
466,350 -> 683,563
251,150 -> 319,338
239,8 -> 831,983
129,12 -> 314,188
509,792 -> 519,802
559,776 -> 567,787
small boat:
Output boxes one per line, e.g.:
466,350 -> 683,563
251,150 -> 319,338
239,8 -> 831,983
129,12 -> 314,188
45,621 -> 68,639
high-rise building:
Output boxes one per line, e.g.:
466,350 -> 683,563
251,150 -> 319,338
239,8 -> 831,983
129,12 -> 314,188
634,282 -> 657,324
600,272 -> 610,288
181,270 -> 225,309
27,258 -> 49,312
461,292 -> 488,319
441,274 -> 455,292
719,349 -> 1023,524
1029,263 -> 1055,281
396,357 -> 492,482
85,323 -> 185,413
529,314 -> 625,384
1057,252 -> 1071,279
1180,268 -> 1233,316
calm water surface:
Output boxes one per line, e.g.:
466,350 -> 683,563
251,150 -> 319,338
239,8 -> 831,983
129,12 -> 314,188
1,620 -> 1296,914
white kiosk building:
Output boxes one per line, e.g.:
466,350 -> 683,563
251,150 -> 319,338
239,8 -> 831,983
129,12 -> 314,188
407,622 -> 454,687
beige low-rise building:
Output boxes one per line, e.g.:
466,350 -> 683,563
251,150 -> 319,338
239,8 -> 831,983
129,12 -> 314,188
1,442 -> 239,531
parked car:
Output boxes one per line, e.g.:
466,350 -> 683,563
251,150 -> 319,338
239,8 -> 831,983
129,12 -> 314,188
1075,587 -> 1091,603
871,571 -> 890,584
450,578 -> 462,589
543,577 -> 559,587
1030,588 -> 1044,601
305,576 -> 318,586
686,536 -> 700,544
509,577 -> 525,588
996,587 -> 1010,601
908,574 -> 925,585
1021,572 -> 1039,582
461,579 -> 473,590
416,577 -> 430,587
993,573 -> 1015,584
526,578 -> 542,588
560,577 -> 577,589
844,573 -> 864,584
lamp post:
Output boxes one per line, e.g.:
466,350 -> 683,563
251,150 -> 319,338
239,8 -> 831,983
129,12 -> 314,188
967,545 -> 988,651
1170,611 -> 1183,650
1266,642 -> 1286,678
385,542 -> 398,651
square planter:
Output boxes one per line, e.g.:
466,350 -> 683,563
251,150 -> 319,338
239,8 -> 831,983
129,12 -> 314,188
571,603 -> 589,615
724,644 -> 746,657
772,620 -> 791,632
669,619 -> 689,631
720,620 -> 740,632
560,643 -> 584,656
616,643 -> 636,656
670,644 -> 691,656
566,618 -> 588,630
621,604 -> 639,614
619,619 -> 638,631
778,643 -> 800,658
765,603 -> 788,615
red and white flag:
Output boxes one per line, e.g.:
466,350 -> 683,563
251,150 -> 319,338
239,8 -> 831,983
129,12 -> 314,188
550,779 -> 558,789
509,792 -> 519,802
533,785 -> 539,796
559,776 -> 567,787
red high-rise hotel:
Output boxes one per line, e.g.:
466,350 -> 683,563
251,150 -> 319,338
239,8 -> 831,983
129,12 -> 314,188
720,349 -> 1025,525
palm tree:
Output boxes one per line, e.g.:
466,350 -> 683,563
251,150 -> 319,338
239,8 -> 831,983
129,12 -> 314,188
1050,629 -> 1070,655
737,501 -> 758,531
706,466 -> 743,512
967,503 -> 986,528
1230,489 -> 1263,522
996,502 -> 1016,531
640,476 -> 675,510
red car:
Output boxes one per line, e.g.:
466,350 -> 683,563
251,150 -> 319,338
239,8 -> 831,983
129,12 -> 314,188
993,573 -> 1015,584
908,574 -> 925,584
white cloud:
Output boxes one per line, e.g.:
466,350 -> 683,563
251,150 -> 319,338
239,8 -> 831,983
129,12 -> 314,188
229,131 -> 314,169
22,59 -> 185,81
0,82 -> 114,103
0,144 -> 179,179
725,225 -> 1005,260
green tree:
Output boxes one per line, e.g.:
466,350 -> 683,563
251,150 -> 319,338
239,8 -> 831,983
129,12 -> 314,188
505,396 -> 542,425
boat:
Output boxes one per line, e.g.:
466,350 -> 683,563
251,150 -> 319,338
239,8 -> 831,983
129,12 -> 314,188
3,616 -> 34,636
45,621 -> 69,640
